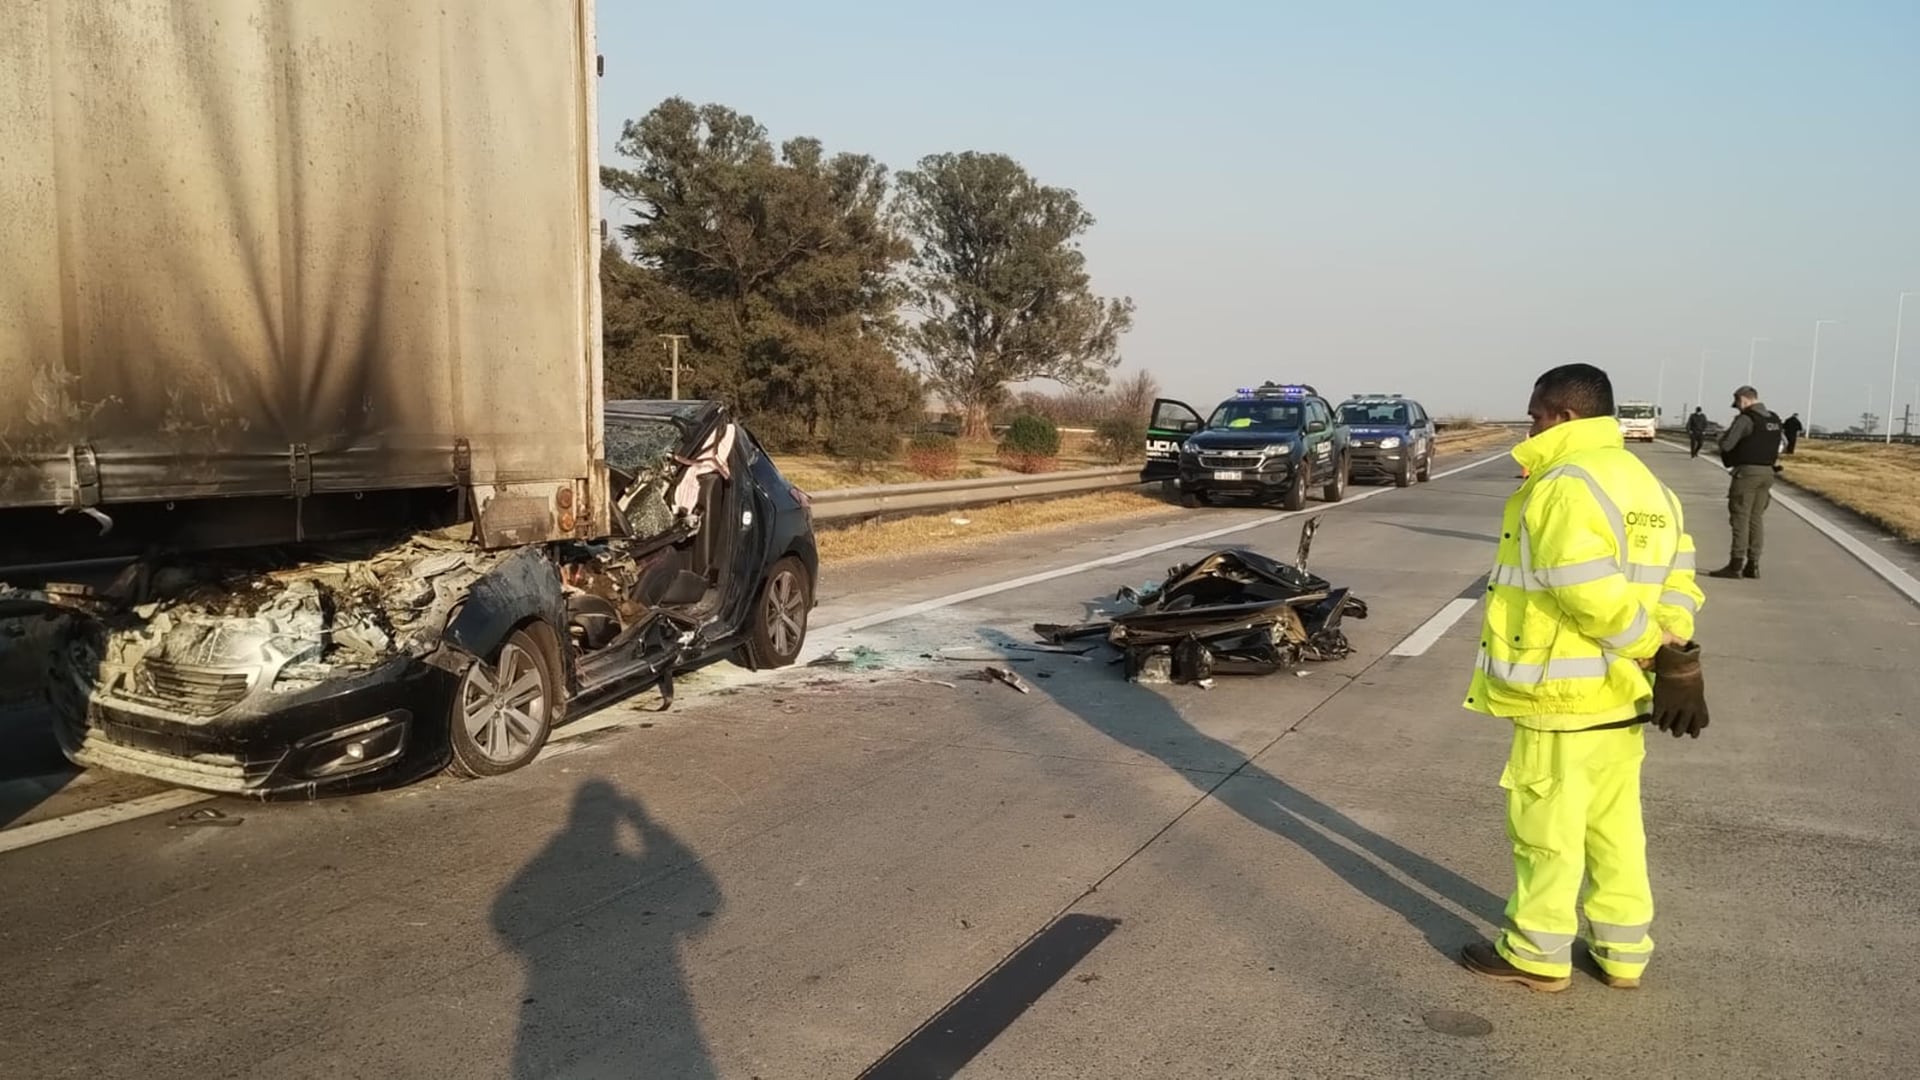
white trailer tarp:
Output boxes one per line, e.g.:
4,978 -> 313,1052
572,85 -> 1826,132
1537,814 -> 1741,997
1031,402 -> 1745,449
0,0 -> 603,526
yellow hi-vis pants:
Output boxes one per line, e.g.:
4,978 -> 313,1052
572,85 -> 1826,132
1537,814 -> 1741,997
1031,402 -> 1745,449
1496,724 -> 1655,981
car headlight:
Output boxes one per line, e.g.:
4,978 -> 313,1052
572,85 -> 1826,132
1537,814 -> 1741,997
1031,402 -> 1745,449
1261,444 -> 1292,456
1378,437 -> 1403,449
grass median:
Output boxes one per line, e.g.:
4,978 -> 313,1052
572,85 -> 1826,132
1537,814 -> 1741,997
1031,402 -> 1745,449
1779,442 -> 1920,541
778,433 -> 1111,492
816,488 -> 1181,562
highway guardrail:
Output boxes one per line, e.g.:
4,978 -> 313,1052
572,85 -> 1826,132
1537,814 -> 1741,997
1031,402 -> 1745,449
808,426 -> 1502,524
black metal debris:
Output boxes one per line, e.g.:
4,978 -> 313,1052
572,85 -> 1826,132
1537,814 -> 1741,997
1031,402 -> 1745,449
1033,517 -> 1367,686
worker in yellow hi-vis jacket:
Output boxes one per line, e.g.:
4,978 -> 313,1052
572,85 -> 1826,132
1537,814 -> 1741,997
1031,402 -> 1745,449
1461,363 -> 1711,993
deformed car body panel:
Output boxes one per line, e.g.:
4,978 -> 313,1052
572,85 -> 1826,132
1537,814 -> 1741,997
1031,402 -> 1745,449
1039,520 -> 1367,686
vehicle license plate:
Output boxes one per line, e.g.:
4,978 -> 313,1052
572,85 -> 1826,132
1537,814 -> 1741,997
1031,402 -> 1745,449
1212,470 -> 1243,481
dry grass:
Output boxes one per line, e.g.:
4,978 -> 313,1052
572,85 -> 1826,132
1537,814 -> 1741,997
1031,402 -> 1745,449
779,433 -> 1117,492
818,489 -> 1180,563
1436,424 -> 1521,455
1778,442 -> 1920,541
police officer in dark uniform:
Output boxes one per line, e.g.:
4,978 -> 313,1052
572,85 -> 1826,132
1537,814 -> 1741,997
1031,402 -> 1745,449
1686,407 -> 1709,457
1708,385 -> 1782,580
1782,413 -> 1804,454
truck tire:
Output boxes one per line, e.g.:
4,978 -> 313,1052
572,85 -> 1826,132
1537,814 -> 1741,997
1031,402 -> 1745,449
447,626 -> 557,778
1282,468 -> 1308,511
1395,457 -> 1413,487
745,556 -> 812,668
1322,454 -> 1348,503
1417,450 -> 1433,482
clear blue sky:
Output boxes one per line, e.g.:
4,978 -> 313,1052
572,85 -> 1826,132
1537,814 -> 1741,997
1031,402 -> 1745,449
596,0 -> 1920,429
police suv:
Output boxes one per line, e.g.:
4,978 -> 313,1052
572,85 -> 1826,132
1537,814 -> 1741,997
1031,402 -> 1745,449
1142,383 -> 1350,510
1338,394 -> 1436,487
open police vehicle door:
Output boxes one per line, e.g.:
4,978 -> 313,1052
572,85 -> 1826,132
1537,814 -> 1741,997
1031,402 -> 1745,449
1143,399 -> 1204,482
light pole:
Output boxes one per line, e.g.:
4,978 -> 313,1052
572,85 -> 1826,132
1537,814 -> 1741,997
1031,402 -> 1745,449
1746,336 -> 1767,386
1655,353 -> 1667,423
1697,348 -> 1710,415
656,334 -> 690,401
1806,319 -> 1836,432
1887,292 -> 1917,444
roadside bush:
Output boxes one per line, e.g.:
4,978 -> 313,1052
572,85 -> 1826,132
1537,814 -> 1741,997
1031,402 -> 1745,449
997,414 -> 1061,474
1091,415 -> 1145,463
749,413 -> 817,456
905,433 -> 961,479
825,420 -> 902,469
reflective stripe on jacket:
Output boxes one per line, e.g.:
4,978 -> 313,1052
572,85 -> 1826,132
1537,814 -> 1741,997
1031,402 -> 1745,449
1465,416 -> 1705,730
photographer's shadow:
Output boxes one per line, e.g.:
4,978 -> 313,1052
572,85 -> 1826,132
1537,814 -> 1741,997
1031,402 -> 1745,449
493,779 -> 721,1080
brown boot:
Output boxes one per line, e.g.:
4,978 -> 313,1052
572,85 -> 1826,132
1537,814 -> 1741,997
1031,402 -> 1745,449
1460,941 -> 1571,993
1707,559 -> 1745,579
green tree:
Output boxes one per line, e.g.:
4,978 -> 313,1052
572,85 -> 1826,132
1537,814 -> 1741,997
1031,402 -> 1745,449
599,98 -> 921,449
897,152 -> 1135,438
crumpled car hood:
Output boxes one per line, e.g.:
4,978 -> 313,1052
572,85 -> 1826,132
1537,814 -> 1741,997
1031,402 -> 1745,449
1034,518 -> 1367,686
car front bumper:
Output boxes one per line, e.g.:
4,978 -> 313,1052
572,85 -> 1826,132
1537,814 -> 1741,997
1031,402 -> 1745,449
54,656 -> 458,798
1175,459 -> 1299,495
1348,445 -> 1411,478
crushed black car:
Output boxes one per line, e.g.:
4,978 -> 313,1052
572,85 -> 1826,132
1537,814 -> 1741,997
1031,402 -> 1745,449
1035,518 -> 1367,685
5,401 -> 818,798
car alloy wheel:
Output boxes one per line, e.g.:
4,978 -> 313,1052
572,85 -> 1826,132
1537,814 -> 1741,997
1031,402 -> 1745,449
747,556 -> 813,669
452,632 -> 554,774
765,567 -> 808,660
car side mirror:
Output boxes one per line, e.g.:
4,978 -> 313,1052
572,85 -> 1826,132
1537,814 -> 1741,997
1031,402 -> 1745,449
1307,420 -> 1327,433
1179,420 -> 1200,433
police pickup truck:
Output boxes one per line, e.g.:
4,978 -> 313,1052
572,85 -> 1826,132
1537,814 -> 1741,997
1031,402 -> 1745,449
1142,383 -> 1350,510
1338,394 -> 1436,487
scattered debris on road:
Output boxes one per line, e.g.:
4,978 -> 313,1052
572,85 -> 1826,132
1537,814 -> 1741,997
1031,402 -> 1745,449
171,806 -> 241,828
985,666 -> 1034,694
808,645 -> 887,672
1032,517 -> 1367,686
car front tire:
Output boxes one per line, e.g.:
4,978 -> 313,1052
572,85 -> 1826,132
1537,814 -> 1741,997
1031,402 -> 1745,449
447,626 -> 557,779
1322,454 -> 1348,502
1282,468 -> 1308,511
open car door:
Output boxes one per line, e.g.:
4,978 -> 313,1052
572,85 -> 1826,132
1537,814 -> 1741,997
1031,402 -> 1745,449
1143,398 -> 1205,482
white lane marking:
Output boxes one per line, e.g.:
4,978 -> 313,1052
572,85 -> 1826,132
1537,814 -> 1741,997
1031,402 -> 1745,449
2,448 -> 1518,855
1655,440 -> 1920,608
1389,598 -> 1480,657
805,449 -> 1514,652
0,790 -> 211,856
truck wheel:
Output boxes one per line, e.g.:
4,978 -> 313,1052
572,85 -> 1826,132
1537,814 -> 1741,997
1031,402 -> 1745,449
1395,458 -> 1413,487
1417,451 -> 1433,482
1322,455 -> 1348,502
1282,469 -> 1308,511
448,627 -> 556,778
745,557 -> 812,668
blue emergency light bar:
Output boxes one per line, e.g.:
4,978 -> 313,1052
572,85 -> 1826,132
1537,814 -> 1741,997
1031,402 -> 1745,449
1236,382 -> 1316,399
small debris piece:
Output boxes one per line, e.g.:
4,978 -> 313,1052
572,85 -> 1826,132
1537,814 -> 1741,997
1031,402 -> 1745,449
1010,642 -> 1095,656
171,806 -> 241,828
807,645 -> 886,672
985,666 -> 1033,694
909,676 -> 958,689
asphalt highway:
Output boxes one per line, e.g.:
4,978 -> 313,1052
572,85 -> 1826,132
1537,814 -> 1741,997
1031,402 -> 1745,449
2,440 -> 1916,1079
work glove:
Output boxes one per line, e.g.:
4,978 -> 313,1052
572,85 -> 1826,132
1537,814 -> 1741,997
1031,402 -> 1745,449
1649,642 -> 1709,739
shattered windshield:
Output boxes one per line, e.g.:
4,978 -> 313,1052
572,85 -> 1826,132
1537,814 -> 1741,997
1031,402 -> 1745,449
1206,400 -> 1304,431
1339,402 -> 1409,426
605,418 -> 683,474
